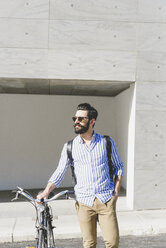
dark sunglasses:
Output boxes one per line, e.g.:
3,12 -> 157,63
72,116 -> 88,122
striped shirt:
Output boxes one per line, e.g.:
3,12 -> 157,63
49,132 -> 124,207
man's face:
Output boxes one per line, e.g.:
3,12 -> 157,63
73,110 -> 90,134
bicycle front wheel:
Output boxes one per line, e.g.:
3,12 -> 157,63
37,229 -> 47,248
47,221 -> 56,248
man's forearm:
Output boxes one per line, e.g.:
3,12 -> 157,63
37,182 -> 56,199
43,182 -> 56,195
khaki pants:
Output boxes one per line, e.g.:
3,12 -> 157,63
75,197 -> 119,248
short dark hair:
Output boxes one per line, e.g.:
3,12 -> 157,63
77,103 -> 98,120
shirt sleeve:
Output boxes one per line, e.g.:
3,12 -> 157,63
110,138 -> 124,176
48,143 -> 70,187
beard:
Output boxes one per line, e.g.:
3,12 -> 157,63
74,121 -> 90,134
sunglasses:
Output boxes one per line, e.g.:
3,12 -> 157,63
72,116 -> 88,122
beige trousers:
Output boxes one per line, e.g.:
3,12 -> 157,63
75,197 -> 119,248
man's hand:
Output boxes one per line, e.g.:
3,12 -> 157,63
37,191 -> 49,201
114,175 -> 123,200
36,182 -> 56,203
113,192 -> 119,200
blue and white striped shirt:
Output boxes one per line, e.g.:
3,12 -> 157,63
49,132 -> 124,207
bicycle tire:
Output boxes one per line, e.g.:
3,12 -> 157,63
47,219 -> 56,248
38,228 -> 47,248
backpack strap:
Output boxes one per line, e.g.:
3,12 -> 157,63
104,135 -> 114,180
67,140 -> 77,184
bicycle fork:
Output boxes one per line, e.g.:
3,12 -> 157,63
36,205 -> 56,248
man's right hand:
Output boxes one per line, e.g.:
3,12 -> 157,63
37,191 -> 49,201
36,182 -> 56,202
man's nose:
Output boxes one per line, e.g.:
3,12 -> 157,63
75,118 -> 79,123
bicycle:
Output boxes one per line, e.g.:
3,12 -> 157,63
11,186 -> 74,248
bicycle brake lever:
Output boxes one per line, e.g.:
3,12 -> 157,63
65,193 -> 69,199
11,197 -> 18,202
11,190 -> 20,202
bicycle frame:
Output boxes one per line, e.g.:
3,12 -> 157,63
12,186 -> 74,248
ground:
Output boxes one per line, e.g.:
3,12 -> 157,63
1,235 -> 166,248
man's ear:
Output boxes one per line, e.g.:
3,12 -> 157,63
90,118 -> 96,127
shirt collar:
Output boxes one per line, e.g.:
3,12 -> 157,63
78,131 -> 97,144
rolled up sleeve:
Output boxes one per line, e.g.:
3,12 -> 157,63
48,143 -> 70,187
110,138 -> 124,176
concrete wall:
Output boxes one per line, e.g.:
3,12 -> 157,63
114,85 -> 135,191
0,90 -> 134,191
0,0 -> 166,210
134,83 -> 166,209
0,0 -> 136,81
0,94 -> 118,190
134,1 -> 166,209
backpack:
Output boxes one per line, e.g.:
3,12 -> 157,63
67,135 -> 114,185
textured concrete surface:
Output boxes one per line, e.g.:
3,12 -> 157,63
0,196 -> 166,243
1,235 -> 166,248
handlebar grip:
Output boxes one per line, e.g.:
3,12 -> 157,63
65,190 -> 75,199
12,190 -> 17,194
67,190 -> 75,194
40,198 -> 44,203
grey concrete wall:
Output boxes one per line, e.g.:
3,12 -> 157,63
0,0 -> 166,210
0,0 -> 136,81
0,94 -> 118,190
133,0 -> 166,209
0,0 -> 165,82
134,83 -> 166,209
114,85 -> 135,191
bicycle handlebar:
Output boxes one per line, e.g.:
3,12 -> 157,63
11,186 -> 74,203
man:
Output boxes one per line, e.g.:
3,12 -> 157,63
37,103 -> 123,248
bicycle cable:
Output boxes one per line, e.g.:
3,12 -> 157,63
22,189 -> 40,229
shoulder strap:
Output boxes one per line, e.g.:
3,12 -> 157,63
104,135 -> 114,180
67,140 -> 73,164
67,140 -> 77,184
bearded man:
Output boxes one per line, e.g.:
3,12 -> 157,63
37,103 -> 124,248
